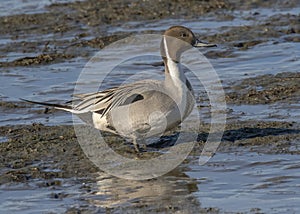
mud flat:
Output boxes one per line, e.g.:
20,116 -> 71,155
1,71 -> 299,213
0,0 -> 300,213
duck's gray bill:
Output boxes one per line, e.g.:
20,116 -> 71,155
194,39 -> 217,47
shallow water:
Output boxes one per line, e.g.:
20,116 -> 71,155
228,103 -> 300,122
0,5 -> 299,126
0,1 -> 300,213
190,151 -> 300,213
0,0 -> 83,17
0,179 -> 84,214
82,151 -> 300,213
1,150 -> 299,213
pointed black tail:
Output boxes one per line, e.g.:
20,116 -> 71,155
20,98 -> 73,111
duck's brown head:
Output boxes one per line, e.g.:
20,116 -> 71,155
161,26 -> 216,62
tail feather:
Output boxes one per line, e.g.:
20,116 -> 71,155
20,98 -> 74,112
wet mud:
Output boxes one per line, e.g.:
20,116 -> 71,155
1,0 -> 299,67
0,0 -> 300,213
225,72 -> 300,104
3,118 -> 297,184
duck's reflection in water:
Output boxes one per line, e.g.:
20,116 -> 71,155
85,168 -> 202,213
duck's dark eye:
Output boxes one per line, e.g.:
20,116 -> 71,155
180,32 -> 188,38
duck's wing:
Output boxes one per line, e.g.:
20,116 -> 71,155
21,80 -> 161,116
73,80 -> 162,117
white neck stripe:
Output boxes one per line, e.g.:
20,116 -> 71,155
163,36 -> 171,59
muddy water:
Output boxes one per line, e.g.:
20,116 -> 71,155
0,0 -> 300,213
0,0 -> 83,17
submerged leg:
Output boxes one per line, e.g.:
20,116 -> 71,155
132,136 -> 140,153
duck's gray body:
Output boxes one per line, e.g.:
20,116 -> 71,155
22,26 -> 216,151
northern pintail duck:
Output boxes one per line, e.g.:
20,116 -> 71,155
23,26 -> 216,152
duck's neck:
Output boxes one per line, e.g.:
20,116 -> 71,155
162,36 -> 187,92
163,57 -> 189,120
164,57 -> 186,85
161,36 -> 193,120
163,59 -> 189,120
